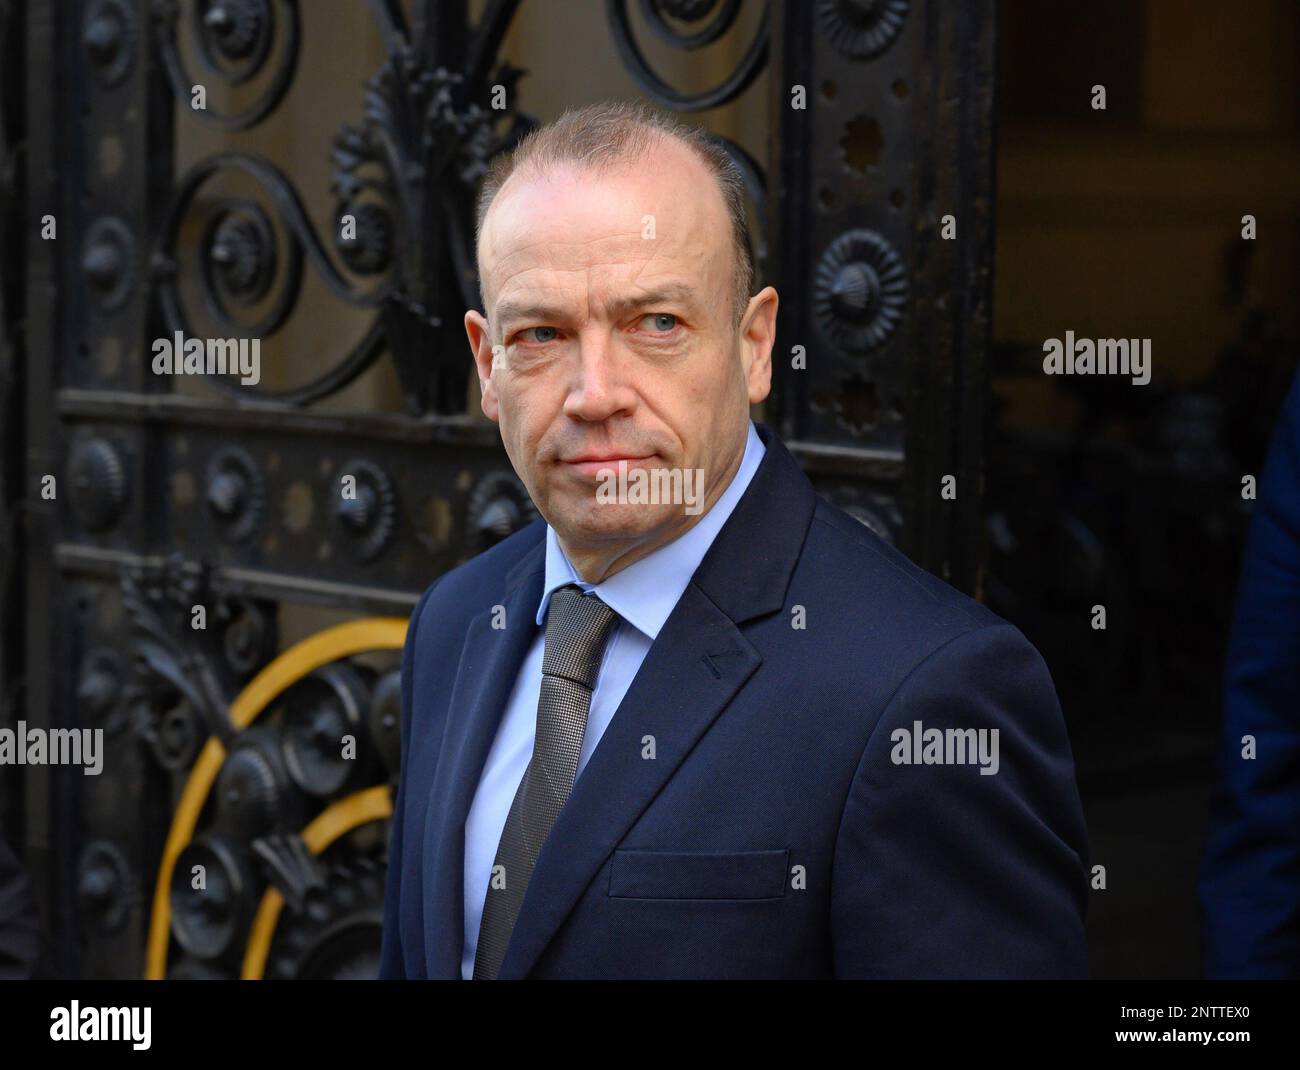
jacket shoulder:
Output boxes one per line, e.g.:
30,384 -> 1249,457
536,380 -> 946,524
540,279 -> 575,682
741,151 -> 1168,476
410,517 -> 545,633
806,496 -> 1005,643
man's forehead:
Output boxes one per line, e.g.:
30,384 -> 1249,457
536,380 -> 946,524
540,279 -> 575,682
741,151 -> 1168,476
484,153 -> 721,246
483,218 -> 719,319
489,231 -> 662,275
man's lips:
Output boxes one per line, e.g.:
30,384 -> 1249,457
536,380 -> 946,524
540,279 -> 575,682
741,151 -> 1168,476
561,454 -> 654,477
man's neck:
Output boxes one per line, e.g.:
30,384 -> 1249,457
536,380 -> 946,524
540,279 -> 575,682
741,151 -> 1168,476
558,440 -> 747,584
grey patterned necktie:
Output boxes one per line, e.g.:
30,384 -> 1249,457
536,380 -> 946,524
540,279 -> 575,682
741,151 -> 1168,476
472,583 -> 620,980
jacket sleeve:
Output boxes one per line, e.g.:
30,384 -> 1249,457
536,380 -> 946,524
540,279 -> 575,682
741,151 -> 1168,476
377,578 -> 440,979
830,622 -> 1090,977
1200,371 -> 1300,979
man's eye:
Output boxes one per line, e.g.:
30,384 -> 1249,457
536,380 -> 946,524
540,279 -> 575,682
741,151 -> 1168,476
518,326 -> 558,344
639,313 -> 678,333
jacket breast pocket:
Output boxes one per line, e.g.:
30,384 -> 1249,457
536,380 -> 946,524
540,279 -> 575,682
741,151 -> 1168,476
607,848 -> 790,901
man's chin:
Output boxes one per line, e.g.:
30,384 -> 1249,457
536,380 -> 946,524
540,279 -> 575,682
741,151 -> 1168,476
555,500 -> 679,543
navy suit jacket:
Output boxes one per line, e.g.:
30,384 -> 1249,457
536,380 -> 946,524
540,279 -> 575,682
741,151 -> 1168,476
379,422 -> 1089,978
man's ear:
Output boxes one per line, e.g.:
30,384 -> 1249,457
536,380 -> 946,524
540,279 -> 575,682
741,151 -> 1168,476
740,286 -> 777,406
465,309 -> 500,422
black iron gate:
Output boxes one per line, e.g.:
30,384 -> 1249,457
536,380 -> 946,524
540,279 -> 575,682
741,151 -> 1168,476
3,0 -> 994,979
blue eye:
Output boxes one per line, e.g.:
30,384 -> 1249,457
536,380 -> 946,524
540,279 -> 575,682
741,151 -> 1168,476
641,313 -> 678,333
519,326 -> 558,343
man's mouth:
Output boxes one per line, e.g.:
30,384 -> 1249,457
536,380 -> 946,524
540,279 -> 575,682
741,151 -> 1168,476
561,454 -> 654,477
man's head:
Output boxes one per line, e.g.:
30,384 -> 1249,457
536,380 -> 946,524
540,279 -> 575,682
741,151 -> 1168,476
465,100 -> 778,583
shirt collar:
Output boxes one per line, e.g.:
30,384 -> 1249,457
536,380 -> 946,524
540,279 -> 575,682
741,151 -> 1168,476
536,419 -> 766,640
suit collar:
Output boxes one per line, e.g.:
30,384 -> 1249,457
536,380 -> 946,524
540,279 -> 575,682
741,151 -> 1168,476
534,418 -> 768,641
502,420 -> 813,622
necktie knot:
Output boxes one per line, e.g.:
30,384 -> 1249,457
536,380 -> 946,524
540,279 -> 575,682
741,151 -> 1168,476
540,584 -> 620,690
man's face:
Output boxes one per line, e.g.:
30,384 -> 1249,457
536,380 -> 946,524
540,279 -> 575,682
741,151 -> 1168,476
465,137 -> 775,576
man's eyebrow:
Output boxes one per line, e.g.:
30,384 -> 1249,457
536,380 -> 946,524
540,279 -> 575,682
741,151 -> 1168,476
493,284 -> 698,332
494,299 -> 562,330
605,284 -> 697,319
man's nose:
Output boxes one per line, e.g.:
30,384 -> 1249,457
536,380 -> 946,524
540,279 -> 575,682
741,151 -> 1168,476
563,331 -> 634,422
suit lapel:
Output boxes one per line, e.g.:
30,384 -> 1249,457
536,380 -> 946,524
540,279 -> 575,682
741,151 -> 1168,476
496,583 -> 761,978
496,422 -> 818,979
421,536 -> 545,978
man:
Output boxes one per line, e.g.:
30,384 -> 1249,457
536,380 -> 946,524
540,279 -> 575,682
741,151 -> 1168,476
379,100 -> 1089,979
1200,368 -> 1300,979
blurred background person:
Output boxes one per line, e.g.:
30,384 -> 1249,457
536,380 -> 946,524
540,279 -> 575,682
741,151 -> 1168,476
1200,370 -> 1300,979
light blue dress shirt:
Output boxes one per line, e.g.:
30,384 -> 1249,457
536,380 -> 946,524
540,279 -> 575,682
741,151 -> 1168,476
460,419 -> 766,977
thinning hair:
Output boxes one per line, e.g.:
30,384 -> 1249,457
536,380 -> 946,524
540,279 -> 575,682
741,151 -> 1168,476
474,99 -> 756,328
